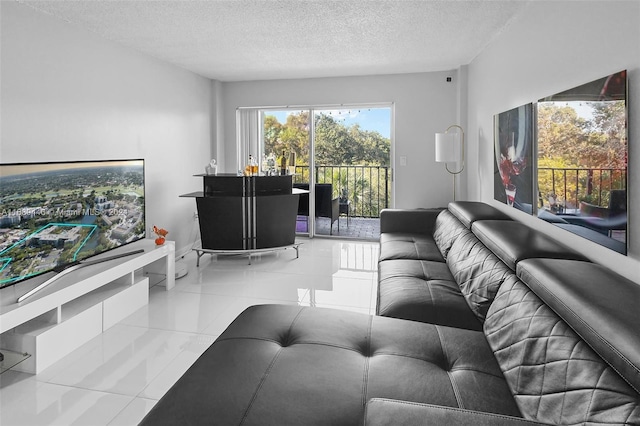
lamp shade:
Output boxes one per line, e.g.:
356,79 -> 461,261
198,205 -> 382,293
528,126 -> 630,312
435,132 -> 461,163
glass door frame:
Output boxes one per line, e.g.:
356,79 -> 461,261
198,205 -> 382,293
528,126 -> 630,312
258,102 -> 395,238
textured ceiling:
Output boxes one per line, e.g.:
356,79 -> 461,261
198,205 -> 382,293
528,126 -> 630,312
19,0 -> 529,82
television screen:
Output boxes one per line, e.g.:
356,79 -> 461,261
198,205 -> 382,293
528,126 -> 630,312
0,159 -> 145,289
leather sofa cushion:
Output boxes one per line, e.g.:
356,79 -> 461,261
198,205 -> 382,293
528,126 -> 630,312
517,258 -> 640,396
484,277 -> 640,425
448,201 -> 512,229
364,399 -> 545,426
447,231 -> 517,322
140,305 -> 520,425
379,233 -> 444,262
433,209 -> 469,259
472,220 -> 589,270
377,259 -> 482,330
379,208 -> 441,234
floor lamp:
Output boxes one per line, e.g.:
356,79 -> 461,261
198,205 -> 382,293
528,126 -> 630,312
435,125 -> 465,201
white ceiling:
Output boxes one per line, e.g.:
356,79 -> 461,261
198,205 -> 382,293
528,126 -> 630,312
19,0 -> 529,82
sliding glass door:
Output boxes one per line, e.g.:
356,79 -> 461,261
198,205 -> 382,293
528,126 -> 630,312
260,105 -> 392,238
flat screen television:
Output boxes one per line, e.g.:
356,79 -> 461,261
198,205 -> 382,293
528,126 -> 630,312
0,159 -> 146,295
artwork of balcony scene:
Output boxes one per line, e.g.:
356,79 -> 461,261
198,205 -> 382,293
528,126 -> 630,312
537,71 -> 627,254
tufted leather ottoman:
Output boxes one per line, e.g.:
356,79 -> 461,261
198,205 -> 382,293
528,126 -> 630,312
140,304 -> 520,425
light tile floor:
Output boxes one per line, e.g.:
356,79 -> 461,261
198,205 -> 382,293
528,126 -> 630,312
0,238 -> 379,426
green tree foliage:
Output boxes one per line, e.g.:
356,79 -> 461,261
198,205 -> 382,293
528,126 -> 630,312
590,101 -> 627,170
538,102 -> 626,168
537,105 -> 588,164
263,111 -> 391,217
313,113 -> 354,165
263,112 -> 390,166
537,102 -> 626,208
263,112 -> 310,164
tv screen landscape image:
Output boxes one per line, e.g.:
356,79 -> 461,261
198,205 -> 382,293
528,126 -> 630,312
0,159 -> 145,290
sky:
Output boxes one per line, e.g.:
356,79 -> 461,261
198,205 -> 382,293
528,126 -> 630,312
0,160 -> 144,177
542,101 -> 595,120
267,107 -> 391,138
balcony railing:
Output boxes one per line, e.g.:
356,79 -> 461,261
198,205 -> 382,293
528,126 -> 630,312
293,165 -> 390,218
538,167 -> 626,209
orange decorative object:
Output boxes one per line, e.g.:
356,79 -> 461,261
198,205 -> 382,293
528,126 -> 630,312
153,225 -> 168,245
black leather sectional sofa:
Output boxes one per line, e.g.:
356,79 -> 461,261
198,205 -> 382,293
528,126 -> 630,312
140,202 -> 640,425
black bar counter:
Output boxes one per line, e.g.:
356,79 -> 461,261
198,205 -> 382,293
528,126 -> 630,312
181,174 -> 301,251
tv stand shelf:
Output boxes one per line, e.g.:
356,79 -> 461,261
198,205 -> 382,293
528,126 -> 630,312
0,239 -> 175,374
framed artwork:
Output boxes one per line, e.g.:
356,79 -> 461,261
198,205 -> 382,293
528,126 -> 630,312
536,70 -> 627,254
494,103 -> 534,212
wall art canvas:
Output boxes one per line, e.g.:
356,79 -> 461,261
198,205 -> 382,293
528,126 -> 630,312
494,103 -> 534,212
536,70 -> 627,254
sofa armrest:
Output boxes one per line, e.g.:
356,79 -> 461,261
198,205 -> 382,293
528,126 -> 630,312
364,399 -> 548,426
379,208 -> 442,235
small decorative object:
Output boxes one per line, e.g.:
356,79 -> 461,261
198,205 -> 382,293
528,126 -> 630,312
153,225 -> 168,246
288,151 -> 296,175
244,155 -> 258,176
279,150 -> 287,175
266,153 -> 277,176
339,188 -> 348,203
250,155 -> 258,175
205,159 -> 217,175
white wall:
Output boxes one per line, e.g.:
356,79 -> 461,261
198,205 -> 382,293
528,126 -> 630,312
467,0 -> 640,282
1,2 -> 212,256
219,72 -> 459,209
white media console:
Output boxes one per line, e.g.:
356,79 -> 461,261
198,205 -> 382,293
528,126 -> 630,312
0,239 -> 175,374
